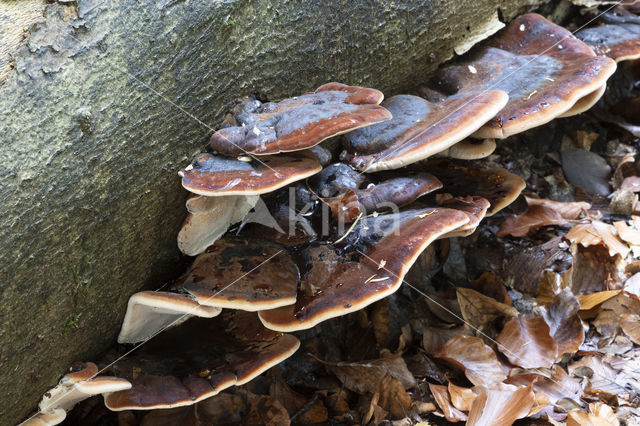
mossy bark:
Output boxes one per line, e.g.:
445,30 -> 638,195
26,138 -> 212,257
1,0 -> 546,423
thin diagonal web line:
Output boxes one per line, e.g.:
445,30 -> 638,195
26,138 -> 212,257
355,1 -> 623,175
355,249 -> 629,397
22,250 -> 283,423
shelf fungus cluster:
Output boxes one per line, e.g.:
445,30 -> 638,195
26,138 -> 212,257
26,13 -> 630,424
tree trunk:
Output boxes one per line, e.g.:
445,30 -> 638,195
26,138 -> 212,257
0,0 -> 545,423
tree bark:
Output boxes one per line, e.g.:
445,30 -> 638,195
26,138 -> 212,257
0,0 -> 546,423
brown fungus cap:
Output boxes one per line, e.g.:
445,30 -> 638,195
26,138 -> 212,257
343,92 -> 508,172
173,237 -> 299,311
435,14 -> 617,139
435,138 -> 497,160
180,150 -> 322,197
325,172 -> 443,223
104,312 -> 299,411
258,207 -> 469,332
559,84 -> 607,118
208,83 -> 391,156
426,161 -> 526,216
576,23 -> 640,62
437,195 -> 491,237
117,291 -> 222,344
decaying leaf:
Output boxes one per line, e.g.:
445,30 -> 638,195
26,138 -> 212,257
570,244 -> 623,296
567,402 -> 619,426
429,383 -> 467,422
534,365 -> 583,405
498,197 -> 589,237
467,384 -> 535,426
435,335 -> 507,386
376,375 -> 411,420
469,272 -> 511,305
448,382 -> 477,412
456,287 -> 518,331
569,356 -> 626,396
422,325 -> 473,355
320,353 -> 416,395
244,392 -> 291,426
566,220 -> 631,258
538,288 -> 584,357
269,371 -> 328,424
620,312 -> 640,345
578,290 -> 621,310
496,315 -> 558,368
614,219 -> 640,246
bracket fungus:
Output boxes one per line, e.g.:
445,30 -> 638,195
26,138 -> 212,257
173,237 -> 299,311
258,207 -> 470,331
105,312 -> 300,411
324,173 -> 443,223
208,83 -> 391,156
435,138 -> 497,160
180,150 -> 322,197
437,196 -> 491,238
27,362 -> 131,425
177,194 -> 259,256
427,161 -> 526,216
576,23 -> 640,63
177,150 -> 322,255
117,291 -> 221,344
343,92 -> 508,172
435,14 -> 617,138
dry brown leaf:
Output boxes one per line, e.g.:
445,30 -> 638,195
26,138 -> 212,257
569,356 -> 625,396
578,290 -> 621,310
422,326 -> 473,355
538,288 -> 584,357
376,375 -> 411,420
448,382 -> 476,412
270,371 -> 328,424
615,220 -> 640,246
533,365 -> 583,404
428,383 -> 467,422
435,335 -> 507,386
321,353 -> 416,395
528,390 -> 552,416
326,389 -> 350,416
469,271 -> 511,304
360,390 -> 387,425
624,272 -> 640,300
496,315 -> 558,368
456,287 -> 518,330
567,402 -> 619,426
566,220 -> 630,258
620,312 -> 640,345
498,198 -> 589,237
467,383 -> 535,426
621,176 -> 640,192
570,244 -> 623,296
244,392 -> 291,426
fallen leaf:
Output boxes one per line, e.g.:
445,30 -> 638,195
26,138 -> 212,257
578,290 -> 621,310
469,272 -> 511,305
321,353 -> 416,395
498,198 -> 589,237
567,402 -> 619,426
375,375 -> 411,420
370,299 -> 390,348
534,365 -> 583,404
270,371 -> 328,424
435,335 -> 507,386
615,220 -> 640,245
624,272 -> 640,300
448,382 -> 477,412
456,287 -> 518,331
496,315 -> 558,368
620,313 -> 640,344
538,288 -> 584,357
569,356 -> 626,396
422,326 -> 472,355
467,383 -> 535,426
244,392 -> 291,426
360,390 -> 387,425
428,383 -> 467,422
566,220 -> 630,258
570,244 -> 622,296
528,390 -> 552,416
620,176 -> 640,192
